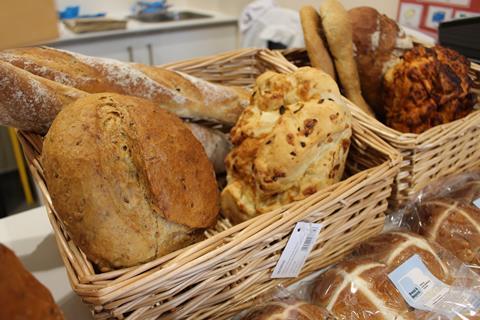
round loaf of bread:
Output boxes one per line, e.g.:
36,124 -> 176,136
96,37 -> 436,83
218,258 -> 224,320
0,244 -> 64,320
348,7 -> 413,116
42,93 -> 219,270
353,231 -> 453,283
417,198 -> 480,267
238,298 -> 330,320
312,257 -> 415,319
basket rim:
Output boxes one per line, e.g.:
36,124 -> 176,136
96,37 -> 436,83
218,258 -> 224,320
281,47 -> 480,148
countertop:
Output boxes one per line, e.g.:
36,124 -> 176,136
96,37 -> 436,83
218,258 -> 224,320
0,206 -> 92,319
46,7 -> 238,46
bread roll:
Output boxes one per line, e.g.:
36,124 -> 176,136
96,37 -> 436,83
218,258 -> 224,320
42,93 -> 219,270
353,231 -> 453,282
239,298 -> 330,320
300,6 -> 336,79
0,46 -> 250,126
348,7 -> 413,116
0,244 -> 64,320
0,60 -> 87,133
312,257 -> 417,319
417,198 -> 480,267
383,45 -> 476,134
221,67 -> 352,223
318,0 -> 374,116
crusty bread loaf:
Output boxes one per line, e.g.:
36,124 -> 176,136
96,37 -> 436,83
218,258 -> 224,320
239,298 -> 330,320
383,45 -> 476,133
186,123 -> 231,174
417,198 -> 480,267
0,244 -> 64,320
348,7 -> 413,116
0,60 -> 87,133
319,0 -> 374,116
221,67 -> 352,223
300,6 -> 336,79
0,46 -> 250,126
42,93 -> 219,270
312,257 -> 414,319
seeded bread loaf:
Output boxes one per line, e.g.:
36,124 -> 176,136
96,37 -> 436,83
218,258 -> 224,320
42,93 -> 219,270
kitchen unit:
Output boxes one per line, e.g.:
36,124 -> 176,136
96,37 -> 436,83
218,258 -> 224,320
47,8 -> 238,64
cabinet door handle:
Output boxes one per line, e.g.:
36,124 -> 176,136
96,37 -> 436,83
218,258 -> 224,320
147,43 -> 154,66
127,46 -> 134,62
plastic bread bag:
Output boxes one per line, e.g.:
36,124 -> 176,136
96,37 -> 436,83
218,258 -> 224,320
306,231 -> 480,319
389,171 -> 480,271
232,285 -> 334,320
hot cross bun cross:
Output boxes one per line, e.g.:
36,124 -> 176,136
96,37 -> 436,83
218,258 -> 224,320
353,231 -> 453,283
239,298 -> 331,320
417,198 -> 480,267
312,257 -> 417,319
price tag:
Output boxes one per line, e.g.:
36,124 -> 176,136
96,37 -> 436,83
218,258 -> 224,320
271,222 -> 322,279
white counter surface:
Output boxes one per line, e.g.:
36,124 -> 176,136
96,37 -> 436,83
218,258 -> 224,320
0,206 -> 92,319
45,7 -> 237,46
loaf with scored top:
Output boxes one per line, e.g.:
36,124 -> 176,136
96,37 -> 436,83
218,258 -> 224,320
42,93 -> 219,270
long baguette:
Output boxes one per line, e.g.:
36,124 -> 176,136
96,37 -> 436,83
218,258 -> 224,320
319,0 -> 374,116
0,47 -> 250,125
0,60 -> 87,133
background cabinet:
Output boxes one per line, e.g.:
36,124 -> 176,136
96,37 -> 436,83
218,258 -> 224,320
52,23 -> 237,65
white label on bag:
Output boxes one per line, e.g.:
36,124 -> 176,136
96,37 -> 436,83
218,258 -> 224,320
474,198 -> 480,209
271,222 -> 322,279
388,254 -> 450,312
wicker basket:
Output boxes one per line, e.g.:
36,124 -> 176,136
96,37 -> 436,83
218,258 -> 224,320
280,48 -> 480,209
17,48 -> 400,320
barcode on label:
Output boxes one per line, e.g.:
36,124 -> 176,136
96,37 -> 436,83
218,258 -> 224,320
271,221 -> 323,278
301,235 -> 315,251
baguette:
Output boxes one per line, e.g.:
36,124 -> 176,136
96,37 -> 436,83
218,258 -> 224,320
0,60 -> 87,133
300,6 -> 336,79
0,47 -> 250,125
319,0 -> 374,116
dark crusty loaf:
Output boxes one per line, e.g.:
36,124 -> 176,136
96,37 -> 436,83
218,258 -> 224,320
0,244 -> 64,320
348,7 -> 413,116
0,60 -> 87,133
383,45 -> 476,133
0,46 -> 250,126
42,93 -> 219,270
